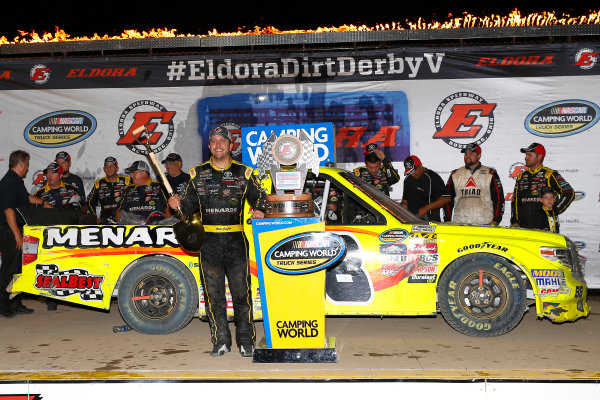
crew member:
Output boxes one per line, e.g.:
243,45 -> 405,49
400,155 -> 450,222
510,143 -> 574,229
55,151 -> 86,203
353,143 -> 400,196
88,156 -> 131,224
444,143 -> 504,225
34,163 -> 82,209
162,153 -> 190,196
169,125 -> 265,357
1,150 -> 45,317
116,160 -> 171,223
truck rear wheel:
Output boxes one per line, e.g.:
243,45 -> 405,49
438,254 -> 526,337
117,256 -> 198,334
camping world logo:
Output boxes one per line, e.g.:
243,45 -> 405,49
433,92 -> 497,150
117,100 -> 176,155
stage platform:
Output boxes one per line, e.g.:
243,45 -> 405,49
1,296 -> 598,398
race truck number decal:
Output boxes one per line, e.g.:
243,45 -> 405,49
42,226 -> 179,249
34,263 -> 105,301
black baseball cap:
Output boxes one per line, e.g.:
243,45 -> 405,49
209,125 -> 232,141
104,156 -> 118,166
46,162 -> 64,174
55,151 -> 71,162
161,153 -> 182,164
461,143 -> 481,154
124,160 -> 150,174
403,155 -> 422,176
363,143 -> 379,155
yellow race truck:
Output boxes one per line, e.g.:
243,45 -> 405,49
11,167 -> 589,337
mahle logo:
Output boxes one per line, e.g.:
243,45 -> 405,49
433,92 -> 496,150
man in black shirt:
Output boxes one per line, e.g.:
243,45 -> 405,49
162,153 -> 190,197
400,155 -> 450,222
0,150 -> 45,317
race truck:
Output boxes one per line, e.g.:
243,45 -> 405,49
10,167 -> 589,337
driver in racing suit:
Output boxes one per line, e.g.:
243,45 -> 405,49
510,143 -> 574,229
169,125 -> 266,357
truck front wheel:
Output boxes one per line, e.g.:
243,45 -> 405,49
117,256 -> 198,334
438,254 -> 526,337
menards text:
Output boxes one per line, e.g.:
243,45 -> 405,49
42,226 -> 179,249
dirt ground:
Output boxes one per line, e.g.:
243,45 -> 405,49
1,293 -> 598,381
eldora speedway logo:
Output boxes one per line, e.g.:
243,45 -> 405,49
433,92 -> 497,150
575,48 -> 598,70
30,64 -> 51,84
117,100 -> 176,155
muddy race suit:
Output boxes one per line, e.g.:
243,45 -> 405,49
353,158 -> 400,196
87,175 -> 131,224
444,165 -> 504,225
180,160 -> 265,347
510,165 -> 574,229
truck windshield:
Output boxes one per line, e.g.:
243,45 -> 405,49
340,171 -> 424,224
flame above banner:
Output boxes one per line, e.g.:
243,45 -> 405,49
1,9 -> 599,45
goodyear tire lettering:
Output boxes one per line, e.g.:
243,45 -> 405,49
438,254 -> 526,337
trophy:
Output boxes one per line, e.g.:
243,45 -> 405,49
256,130 -> 320,218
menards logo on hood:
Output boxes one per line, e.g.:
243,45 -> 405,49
42,226 -> 179,249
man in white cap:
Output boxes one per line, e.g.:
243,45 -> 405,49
511,142 -> 574,229
400,155 -> 450,222
444,143 -> 504,225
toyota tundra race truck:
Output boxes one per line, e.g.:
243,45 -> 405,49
10,167 -> 589,337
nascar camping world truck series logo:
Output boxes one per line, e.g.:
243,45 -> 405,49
433,92 -> 497,149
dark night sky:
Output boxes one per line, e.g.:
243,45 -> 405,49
1,3 -> 596,39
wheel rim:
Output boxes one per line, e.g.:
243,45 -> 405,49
458,270 -> 508,319
131,274 -> 177,320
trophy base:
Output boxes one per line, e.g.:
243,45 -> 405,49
265,193 -> 314,218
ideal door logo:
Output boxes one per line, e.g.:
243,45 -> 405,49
433,92 -> 497,150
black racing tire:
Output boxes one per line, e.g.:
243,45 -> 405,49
438,254 -> 526,337
117,256 -> 198,334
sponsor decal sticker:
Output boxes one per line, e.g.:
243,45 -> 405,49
457,242 -> 508,253
24,110 -> 97,148
42,226 -> 179,249
433,92 -> 496,150
265,232 -> 346,274
34,264 -> 104,301
411,225 -> 436,233
117,100 -> 176,155
524,100 -> 599,137
408,243 -> 438,254
379,228 -> 409,243
379,243 -> 408,254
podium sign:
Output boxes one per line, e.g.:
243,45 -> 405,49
252,217 -> 345,362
